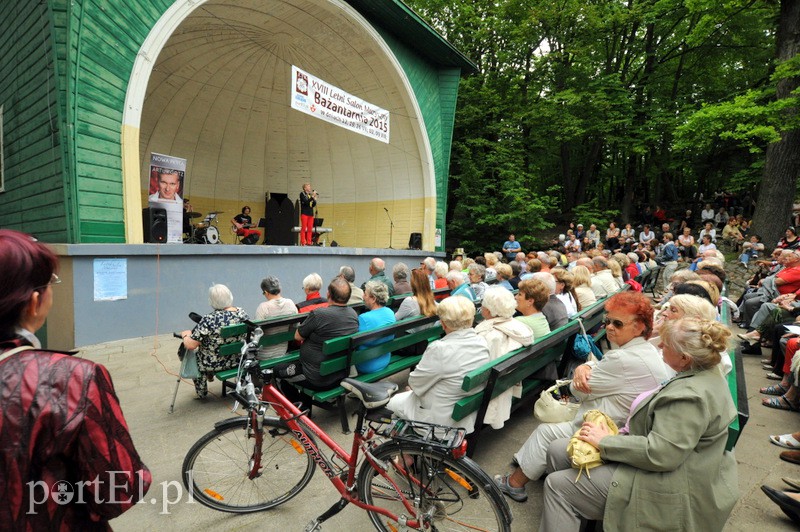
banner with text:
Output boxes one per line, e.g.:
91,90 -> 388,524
291,65 -> 390,144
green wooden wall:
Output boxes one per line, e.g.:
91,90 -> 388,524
1,0 -> 459,245
372,28 -> 460,249
0,1 -> 69,242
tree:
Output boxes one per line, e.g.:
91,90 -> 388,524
406,0 -> 779,250
751,0 -> 800,246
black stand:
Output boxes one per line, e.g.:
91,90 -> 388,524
384,207 -> 395,249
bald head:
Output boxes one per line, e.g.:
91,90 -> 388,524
369,258 -> 386,275
576,257 -> 594,271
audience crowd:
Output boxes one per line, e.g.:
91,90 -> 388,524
8,191 -> 800,530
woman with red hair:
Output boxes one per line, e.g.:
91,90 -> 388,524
494,291 -> 670,503
0,230 -> 150,528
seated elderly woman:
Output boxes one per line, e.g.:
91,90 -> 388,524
572,265 -> 598,310
494,291 -> 670,503
553,269 -> 581,318
495,263 -> 514,290
467,263 -> 489,299
387,296 -> 490,432
255,276 -> 298,360
654,294 -> 732,375
539,318 -> 737,531
296,273 -> 328,313
355,280 -> 396,374
476,287 -> 534,428
514,278 -> 552,340
181,284 -> 250,398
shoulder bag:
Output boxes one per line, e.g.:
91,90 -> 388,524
533,379 -> 580,423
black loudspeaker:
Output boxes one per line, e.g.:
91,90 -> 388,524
408,232 -> 422,250
142,207 -> 167,243
264,193 -> 295,245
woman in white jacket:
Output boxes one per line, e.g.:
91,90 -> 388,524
387,296 -> 490,432
475,287 -> 534,429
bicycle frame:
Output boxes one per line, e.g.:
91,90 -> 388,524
256,379 -> 427,528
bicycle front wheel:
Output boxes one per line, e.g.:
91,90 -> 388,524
182,416 -> 315,513
357,442 -> 512,531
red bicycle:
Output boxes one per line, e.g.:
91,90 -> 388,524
181,330 -> 513,531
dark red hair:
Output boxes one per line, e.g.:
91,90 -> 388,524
604,290 -> 654,339
0,230 -> 58,340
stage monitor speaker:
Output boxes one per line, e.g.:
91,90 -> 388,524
408,232 -> 422,250
142,207 -> 167,243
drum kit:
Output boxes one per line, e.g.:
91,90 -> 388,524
184,211 -> 224,244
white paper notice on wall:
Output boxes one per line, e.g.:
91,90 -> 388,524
290,65 -> 390,144
94,258 -> 128,301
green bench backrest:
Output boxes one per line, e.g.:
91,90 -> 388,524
317,314 -> 442,375
460,320 -> 579,393
720,303 -> 747,451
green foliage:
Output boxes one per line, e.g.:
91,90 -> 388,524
674,90 -> 781,154
572,199 -> 621,229
406,0 -> 781,249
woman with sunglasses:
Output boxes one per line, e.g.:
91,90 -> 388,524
494,291 -> 670,503
0,230 -> 150,528
540,318 -> 737,531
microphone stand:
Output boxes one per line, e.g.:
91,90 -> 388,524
384,207 -> 395,249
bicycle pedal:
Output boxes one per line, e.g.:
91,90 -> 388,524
303,519 -> 322,532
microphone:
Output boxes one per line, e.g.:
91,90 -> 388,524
384,207 -> 389,212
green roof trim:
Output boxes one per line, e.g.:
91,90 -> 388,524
346,0 -> 478,74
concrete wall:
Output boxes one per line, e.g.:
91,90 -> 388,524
48,244 -> 442,348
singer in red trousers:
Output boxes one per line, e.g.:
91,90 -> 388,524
299,183 -> 318,246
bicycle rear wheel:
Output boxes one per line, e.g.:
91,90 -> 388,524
182,417 -> 315,513
357,442 -> 512,531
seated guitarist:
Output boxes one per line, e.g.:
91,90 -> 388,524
232,206 -> 261,245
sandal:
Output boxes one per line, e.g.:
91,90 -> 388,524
761,383 -> 789,396
767,372 -> 783,380
763,395 -> 800,411
771,434 -> 800,449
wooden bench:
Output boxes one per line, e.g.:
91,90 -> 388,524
215,313 -> 308,394
452,320 -> 581,456
295,314 -> 443,432
636,265 -> 663,295
720,301 -> 749,451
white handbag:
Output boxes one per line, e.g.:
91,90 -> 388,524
533,379 -> 580,423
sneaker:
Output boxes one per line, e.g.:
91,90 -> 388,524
493,474 -> 528,503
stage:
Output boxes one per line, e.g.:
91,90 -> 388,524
47,243 -> 441,348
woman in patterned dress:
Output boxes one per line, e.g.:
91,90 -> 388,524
181,284 -> 249,398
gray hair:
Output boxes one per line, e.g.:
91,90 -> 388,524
208,284 -> 233,310
592,256 -> 609,271
260,276 -> 281,295
392,262 -> 410,282
339,265 -> 356,283
449,260 -> 463,271
660,318 -> 729,370
370,258 -> 386,273
364,280 -> 390,306
303,273 -> 323,292
446,270 -> 465,286
423,257 -> 436,272
435,261 -> 449,278
531,272 -> 556,295
468,263 -> 486,280
437,296 -> 476,331
627,252 -> 639,263
481,286 -> 517,318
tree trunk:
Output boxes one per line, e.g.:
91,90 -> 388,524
752,0 -> 800,246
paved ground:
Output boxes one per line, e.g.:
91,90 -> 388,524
74,326 -> 798,531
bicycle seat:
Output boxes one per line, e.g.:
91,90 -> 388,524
340,379 -> 398,409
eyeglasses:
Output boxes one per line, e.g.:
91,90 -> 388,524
603,316 -> 635,328
35,273 -> 61,291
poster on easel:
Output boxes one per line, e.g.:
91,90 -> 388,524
148,153 -> 187,244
